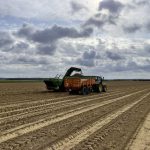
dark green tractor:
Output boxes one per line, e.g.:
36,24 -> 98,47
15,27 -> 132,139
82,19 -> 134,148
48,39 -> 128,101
44,77 -> 63,91
44,67 -> 82,91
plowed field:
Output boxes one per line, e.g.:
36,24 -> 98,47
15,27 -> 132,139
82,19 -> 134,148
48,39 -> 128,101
0,81 -> 150,150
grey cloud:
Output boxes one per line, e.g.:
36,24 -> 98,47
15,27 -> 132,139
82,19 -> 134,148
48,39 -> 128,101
70,1 -> 88,14
144,44 -> 150,53
32,25 -> 93,44
1,41 -> 29,53
87,0 -> 124,29
134,0 -> 150,6
16,57 -> 37,64
123,24 -> 141,33
0,51 -> 49,65
58,41 -> 81,56
107,15 -> 118,25
126,61 -> 150,72
84,17 -> 105,28
106,51 -> 124,60
16,24 -> 35,38
9,42 -> 29,52
113,61 -> 137,72
0,31 -> 14,48
76,58 -> 95,67
99,0 -> 124,14
15,24 -> 93,55
0,54 -> 7,64
32,26 -> 78,43
76,50 -> 98,67
15,42 -> 29,49
84,11 -> 118,28
140,64 -> 150,72
107,60 -> 150,72
145,59 -> 150,64
58,41 -> 103,67
16,24 -> 93,44
81,27 -> 93,37
83,50 -> 96,59
36,44 -> 56,55
146,22 -> 150,31
11,55 -> 49,65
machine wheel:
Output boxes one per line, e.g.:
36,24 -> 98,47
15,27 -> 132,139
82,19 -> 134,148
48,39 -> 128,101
88,87 -> 92,93
69,90 -> 79,95
69,91 -> 73,95
103,85 -> 107,92
82,87 -> 89,95
97,84 -> 103,93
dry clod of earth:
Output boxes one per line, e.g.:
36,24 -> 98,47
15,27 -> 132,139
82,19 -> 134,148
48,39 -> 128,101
0,81 -> 150,150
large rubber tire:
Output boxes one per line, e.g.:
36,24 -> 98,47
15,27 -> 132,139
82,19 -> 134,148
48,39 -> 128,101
92,85 -> 97,92
82,87 -> 89,95
88,87 -> 92,94
69,91 -> 73,95
97,84 -> 103,93
103,85 -> 107,92
69,90 -> 79,95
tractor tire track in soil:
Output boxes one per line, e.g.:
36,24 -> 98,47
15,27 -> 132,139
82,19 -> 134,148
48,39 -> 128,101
0,90 -> 121,116
0,89 -> 148,150
126,112 -> 150,150
0,91 -> 125,125
0,89 -> 144,139
71,92 -> 150,150
0,81 -> 149,150
0,90 -> 132,132
47,92 -> 150,150
0,88 -> 138,119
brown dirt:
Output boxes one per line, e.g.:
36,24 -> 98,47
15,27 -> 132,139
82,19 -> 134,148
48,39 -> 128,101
0,81 -> 150,150
126,112 -> 150,150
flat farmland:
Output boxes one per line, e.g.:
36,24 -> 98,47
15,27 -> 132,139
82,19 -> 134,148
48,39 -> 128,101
0,81 -> 150,150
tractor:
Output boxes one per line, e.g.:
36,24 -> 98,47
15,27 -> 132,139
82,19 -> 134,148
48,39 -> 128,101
44,67 -> 107,95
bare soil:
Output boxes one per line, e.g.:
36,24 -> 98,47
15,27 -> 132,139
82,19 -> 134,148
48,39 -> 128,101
0,81 -> 150,150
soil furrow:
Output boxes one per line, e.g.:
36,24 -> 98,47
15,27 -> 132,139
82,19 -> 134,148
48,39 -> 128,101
126,112 -> 150,150
0,88 -> 135,111
45,92 -> 150,150
0,89 -> 138,119
0,91 -> 131,132
0,95 -> 76,110
0,91 -> 118,116
0,89 -> 147,149
0,82 -> 150,150
0,90 -> 125,121
72,92 -> 150,150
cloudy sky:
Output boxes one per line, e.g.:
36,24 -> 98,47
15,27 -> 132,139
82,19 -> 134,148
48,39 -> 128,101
0,0 -> 150,79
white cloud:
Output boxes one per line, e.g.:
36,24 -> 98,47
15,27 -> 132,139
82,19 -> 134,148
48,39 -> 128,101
0,0 -> 97,22
0,0 -> 149,79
